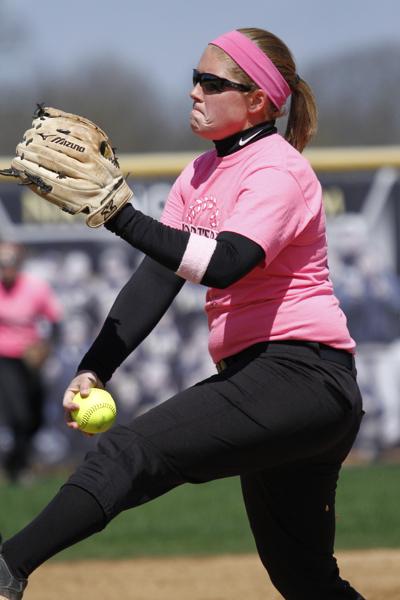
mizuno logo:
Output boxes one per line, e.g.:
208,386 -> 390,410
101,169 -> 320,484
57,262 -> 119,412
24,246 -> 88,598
238,130 -> 262,147
100,198 -> 117,216
38,133 -> 85,153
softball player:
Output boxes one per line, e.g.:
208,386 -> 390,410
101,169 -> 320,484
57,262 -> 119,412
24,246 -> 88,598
0,28 -> 365,600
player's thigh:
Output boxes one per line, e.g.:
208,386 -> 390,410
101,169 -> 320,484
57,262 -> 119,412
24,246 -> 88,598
68,373 -> 262,518
69,358 -> 361,521
128,372 -> 271,481
129,357 -> 360,482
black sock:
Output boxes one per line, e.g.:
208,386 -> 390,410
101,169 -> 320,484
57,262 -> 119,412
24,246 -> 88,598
3,484 -> 107,579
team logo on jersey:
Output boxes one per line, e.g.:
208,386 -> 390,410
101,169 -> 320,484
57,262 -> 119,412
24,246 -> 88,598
186,195 -> 219,229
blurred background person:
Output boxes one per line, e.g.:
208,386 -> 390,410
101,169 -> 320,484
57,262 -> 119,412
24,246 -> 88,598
0,242 -> 62,483
328,213 -> 400,459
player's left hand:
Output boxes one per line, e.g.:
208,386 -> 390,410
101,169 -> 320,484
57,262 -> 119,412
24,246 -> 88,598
0,105 -> 133,227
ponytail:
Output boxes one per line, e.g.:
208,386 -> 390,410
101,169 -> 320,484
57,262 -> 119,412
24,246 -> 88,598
231,28 -> 318,152
285,77 -> 318,152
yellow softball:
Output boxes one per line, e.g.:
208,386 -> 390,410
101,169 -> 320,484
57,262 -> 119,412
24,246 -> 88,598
71,388 -> 117,434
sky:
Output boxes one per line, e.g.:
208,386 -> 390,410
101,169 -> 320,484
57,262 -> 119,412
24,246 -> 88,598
3,0 -> 399,100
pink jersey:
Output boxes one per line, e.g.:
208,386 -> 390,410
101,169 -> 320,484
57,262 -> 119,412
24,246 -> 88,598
161,133 -> 355,363
0,272 -> 62,358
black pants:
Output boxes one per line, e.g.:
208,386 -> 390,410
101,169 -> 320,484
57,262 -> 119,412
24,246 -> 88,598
68,342 -> 364,600
0,357 -> 44,480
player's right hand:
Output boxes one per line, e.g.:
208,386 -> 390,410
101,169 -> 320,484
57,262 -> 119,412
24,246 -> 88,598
63,370 -> 104,430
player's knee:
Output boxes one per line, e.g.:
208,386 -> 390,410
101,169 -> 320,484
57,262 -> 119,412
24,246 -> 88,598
68,424 -> 182,520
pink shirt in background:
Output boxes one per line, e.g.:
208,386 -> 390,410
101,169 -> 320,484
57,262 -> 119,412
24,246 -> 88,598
161,133 -> 355,363
0,272 -> 62,358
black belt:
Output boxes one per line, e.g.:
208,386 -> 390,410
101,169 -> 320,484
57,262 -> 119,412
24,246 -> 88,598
216,340 -> 354,373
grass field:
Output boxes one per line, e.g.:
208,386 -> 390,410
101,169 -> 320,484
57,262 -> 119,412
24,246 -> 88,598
0,463 -> 399,561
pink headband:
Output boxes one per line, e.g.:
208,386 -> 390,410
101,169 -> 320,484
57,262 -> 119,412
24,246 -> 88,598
210,30 -> 291,109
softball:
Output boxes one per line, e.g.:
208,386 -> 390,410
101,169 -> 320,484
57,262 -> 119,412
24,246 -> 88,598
71,388 -> 117,434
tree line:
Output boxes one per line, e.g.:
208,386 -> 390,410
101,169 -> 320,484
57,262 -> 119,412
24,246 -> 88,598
1,6 -> 399,154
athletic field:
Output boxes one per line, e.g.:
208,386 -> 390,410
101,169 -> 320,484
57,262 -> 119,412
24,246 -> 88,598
1,462 -> 399,599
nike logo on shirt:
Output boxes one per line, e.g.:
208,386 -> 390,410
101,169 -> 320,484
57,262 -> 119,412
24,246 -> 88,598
214,122 -> 277,156
238,130 -> 263,146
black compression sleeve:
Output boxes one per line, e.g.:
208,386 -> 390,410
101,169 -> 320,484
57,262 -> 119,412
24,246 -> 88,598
201,231 -> 265,288
105,204 -> 265,289
78,257 -> 185,383
105,204 -> 189,271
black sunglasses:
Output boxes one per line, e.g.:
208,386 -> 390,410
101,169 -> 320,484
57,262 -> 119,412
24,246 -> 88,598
192,69 -> 253,94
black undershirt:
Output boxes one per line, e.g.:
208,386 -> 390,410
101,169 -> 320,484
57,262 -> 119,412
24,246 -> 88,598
80,124 -> 275,381
214,120 -> 276,156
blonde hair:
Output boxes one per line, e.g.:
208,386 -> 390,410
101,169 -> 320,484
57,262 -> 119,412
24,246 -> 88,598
214,27 -> 318,152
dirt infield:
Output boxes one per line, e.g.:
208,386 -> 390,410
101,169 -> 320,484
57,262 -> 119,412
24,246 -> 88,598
26,548 -> 399,599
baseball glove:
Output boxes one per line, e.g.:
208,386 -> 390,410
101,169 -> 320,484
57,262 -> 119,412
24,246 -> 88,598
0,105 -> 133,227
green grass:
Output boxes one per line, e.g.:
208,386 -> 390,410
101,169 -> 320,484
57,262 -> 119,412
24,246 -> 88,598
335,463 -> 400,549
0,463 -> 399,561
